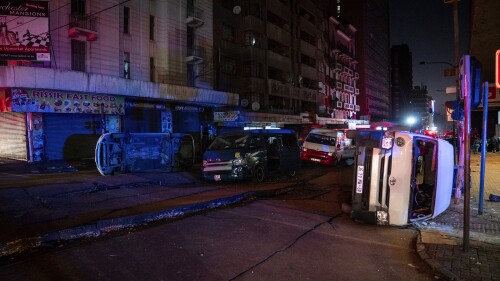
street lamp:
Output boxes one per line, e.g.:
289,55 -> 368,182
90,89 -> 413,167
407,116 -> 416,132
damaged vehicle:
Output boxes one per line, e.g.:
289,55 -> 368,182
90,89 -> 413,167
202,128 -> 301,182
347,130 -> 454,226
95,132 -> 194,176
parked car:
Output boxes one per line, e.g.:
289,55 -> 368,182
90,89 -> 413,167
202,129 -> 301,182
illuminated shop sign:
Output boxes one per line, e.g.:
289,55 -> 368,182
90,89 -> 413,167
10,88 -> 125,114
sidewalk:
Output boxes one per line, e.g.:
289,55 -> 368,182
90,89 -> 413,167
415,152 -> 500,281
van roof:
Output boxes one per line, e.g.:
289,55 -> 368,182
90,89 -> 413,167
309,128 -> 342,134
221,128 -> 296,135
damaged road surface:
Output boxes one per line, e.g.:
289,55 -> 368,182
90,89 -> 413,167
0,188 -> 438,281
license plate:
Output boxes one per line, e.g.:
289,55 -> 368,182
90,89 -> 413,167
214,175 -> 221,181
311,158 -> 321,162
356,166 -> 364,194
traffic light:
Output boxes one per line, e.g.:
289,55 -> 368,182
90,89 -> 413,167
460,55 -> 482,109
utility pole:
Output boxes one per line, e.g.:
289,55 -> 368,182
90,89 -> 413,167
446,0 -> 469,251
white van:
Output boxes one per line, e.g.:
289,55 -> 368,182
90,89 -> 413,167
300,128 -> 346,166
347,130 -> 454,226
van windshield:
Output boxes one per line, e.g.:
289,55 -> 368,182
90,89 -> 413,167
305,133 -> 337,146
208,134 -> 249,150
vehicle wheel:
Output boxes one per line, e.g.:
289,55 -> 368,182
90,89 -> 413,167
288,170 -> 296,177
253,165 -> 265,183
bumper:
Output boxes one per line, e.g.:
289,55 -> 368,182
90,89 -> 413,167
300,152 -> 334,165
351,210 -> 389,225
202,166 -> 249,182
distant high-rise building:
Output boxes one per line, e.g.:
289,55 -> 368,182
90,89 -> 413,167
410,85 -> 430,129
391,44 -> 413,122
339,0 -> 391,122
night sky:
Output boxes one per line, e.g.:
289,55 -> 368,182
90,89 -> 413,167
389,0 -> 471,131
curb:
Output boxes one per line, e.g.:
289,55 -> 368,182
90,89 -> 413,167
0,184 -> 298,258
416,232 -> 460,281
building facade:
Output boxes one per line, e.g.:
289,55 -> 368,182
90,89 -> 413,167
338,0 -> 391,121
469,0 -> 500,137
0,0 -> 238,162
391,44 -> 413,122
212,0 -> 364,131
410,85 -> 431,130
0,0 -> 371,162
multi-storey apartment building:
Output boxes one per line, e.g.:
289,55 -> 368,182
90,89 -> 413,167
339,0 -> 391,121
0,0 -> 370,162
324,16 -> 359,120
391,44 -> 413,121
0,0 -> 237,161
410,85 -> 431,129
212,0 -> 363,130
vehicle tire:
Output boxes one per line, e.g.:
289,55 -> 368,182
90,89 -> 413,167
288,170 -> 296,177
253,165 -> 265,183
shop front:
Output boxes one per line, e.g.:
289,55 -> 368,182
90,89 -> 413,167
0,88 -> 124,162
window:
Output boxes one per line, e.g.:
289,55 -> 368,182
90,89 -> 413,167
71,0 -> 85,15
149,15 -> 155,40
71,39 -> 86,72
150,57 -> 155,82
222,24 -> 234,42
244,31 -> 261,47
124,7 -> 130,34
124,52 -> 130,79
244,62 -> 262,77
221,57 -> 236,75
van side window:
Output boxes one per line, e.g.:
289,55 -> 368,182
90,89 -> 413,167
248,136 -> 262,148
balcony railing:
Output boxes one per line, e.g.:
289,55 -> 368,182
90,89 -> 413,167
186,7 -> 204,27
186,46 -> 206,64
69,14 -> 98,32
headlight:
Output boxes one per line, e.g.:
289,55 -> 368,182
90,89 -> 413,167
202,160 -> 207,167
232,158 -> 246,166
302,147 -> 307,152
328,152 -> 334,156
376,210 -> 389,225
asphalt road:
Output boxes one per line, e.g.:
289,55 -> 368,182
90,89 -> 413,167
0,164 -> 438,281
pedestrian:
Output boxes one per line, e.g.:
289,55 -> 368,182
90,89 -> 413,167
473,137 -> 481,154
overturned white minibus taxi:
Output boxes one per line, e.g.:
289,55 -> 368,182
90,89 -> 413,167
346,130 -> 454,226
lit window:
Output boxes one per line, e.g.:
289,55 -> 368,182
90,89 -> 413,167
124,52 -> 130,79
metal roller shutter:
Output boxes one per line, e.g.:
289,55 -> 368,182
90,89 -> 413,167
0,113 -> 27,160
44,113 -> 101,161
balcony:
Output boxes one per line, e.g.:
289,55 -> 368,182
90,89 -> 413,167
343,84 -> 355,93
186,46 -> 206,64
68,14 -> 98,41
186,8 -> 204,27
354,72 -> 359,79
333,63 -> 342,73
342,66 -> 353,76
